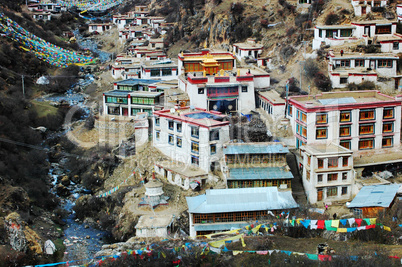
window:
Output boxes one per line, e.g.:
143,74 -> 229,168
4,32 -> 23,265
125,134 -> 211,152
155,117 -> 160,126
341,186 -> 348,195
150,69 -> 160,77
306,171 -> 310,181
191,127 -> 199,138
340,140 -> 351,149
355,59 -> 365,67
176,137 -> 182,147
210,144 -> 216,155
317,174 -> 323,183
328,158 -> 338,168
342,157 -> 348,167
340,111 -> 351,122
327,187 -> 338,197
342,172 -> 348,180
382,137 -> 393,148
383,108 -> 394,119
359,109 -> 375,121
106,96 -> 128,104
301,112 -> 307,123
168,121 -> 174,130
198,88 -> 204,94
340,60 -> 350,67
340,77 -> 348,84
209,129 -> 220,141
168,134 -> 174,145
302,126 -> 307,138
316,128 -> 327,139
340,125 -> 351,137
176,123 -> 182,132
359,138 -> 374,150
191,141 -> 199,154
162,68 -> 172,76
155,130 -> 160,140
288,105 -> 293,117
318,159 -> 324,169
383,122 -> 393,133
307,156 -> 311,165
241,86 -> 248,92
316,113 -> 327,124
393,42 -> 399,50
328,173 -> 338,181
359,124 -> 374,135
377,59 -> 392,68
340,29 -> 352,37
191,155 -> 199,166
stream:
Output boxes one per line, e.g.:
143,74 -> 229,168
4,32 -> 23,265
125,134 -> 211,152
40,30 -> 114,263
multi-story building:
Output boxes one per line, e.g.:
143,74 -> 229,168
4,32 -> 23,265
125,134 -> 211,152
186,187 -> 298,237
351,0 -> 388,16
102,79 -> 163,117
233,38 -> 263,61
287,90 -> 402,151
178,49 -> 269,114
327,51 -> 399,88
153,107 -> 230,173
300,143 -> 354,204
140,60 -> 178,81
222,142 -> 294,189
312,20 -> 397,50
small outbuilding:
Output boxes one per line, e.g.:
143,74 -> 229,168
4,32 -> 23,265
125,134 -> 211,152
135,215 -> 173,238
347,184 -> 400,217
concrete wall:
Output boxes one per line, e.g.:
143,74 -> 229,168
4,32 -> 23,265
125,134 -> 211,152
136,227 -> 168,238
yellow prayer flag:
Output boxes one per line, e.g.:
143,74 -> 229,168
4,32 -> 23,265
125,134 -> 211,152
369,218 -> 377,225
252,224 -> 262,233
233,251 -> 243,255
331,220 -> 340,228
336,228 -> 347,233
383,226 -> 391,231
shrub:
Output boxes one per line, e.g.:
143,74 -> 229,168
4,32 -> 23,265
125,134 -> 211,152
364,44 -> 380,53
295,14 -> 309,26
260,19 -> 269,27
304,58 -> 320,78
347,81 -> 376,91
280,45 -> 295,61
286,27 -> 296,37
231,2 -> 244,15
314,72 -> 332,91
325,12 -> 339,25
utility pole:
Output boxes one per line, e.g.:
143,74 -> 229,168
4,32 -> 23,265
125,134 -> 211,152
22,75 -> 25,98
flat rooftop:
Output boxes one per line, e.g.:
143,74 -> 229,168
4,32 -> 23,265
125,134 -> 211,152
115,78 -> 160,86
376,34 -> 402,42
329,52 -> 398,59
224,142 -> 289,155
315,25 -> 356,29
354,147 -> 402,167
330,68 -> 377,76
351,20 -> 397,25
142,60 -> 177,69
154,107 -> 229,128
258,90 -> 286,104
233,41 -> 264,49
302,143 -> 352,156
228,167 -> 294,180
289,90 -> 399,108
135,214 -> 173,229
156,160 -> 208,178
104,90 -> 163,98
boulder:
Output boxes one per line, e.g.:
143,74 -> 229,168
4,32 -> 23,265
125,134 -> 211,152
56,184 -> 70,197
61,176 -> 70,186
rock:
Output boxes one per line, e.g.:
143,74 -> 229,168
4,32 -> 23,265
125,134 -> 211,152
71,175 -> 81,184
86,235 -> 90,239
61,176 -> 70,186
56,184 -> 70,197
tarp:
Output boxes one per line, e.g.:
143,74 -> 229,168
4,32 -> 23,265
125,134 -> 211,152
44,240 -> 56,255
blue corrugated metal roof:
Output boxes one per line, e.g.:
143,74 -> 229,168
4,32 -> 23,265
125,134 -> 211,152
348,184 -> 400,208
194,222 -> 249,231
115,78 -> 160,86
228,167 -> 294,180
318,97 -> 356,105
223,143 -> 289,155
186,187 -> 298,214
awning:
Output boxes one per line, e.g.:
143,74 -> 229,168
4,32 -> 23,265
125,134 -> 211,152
194,222 -> 249,231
